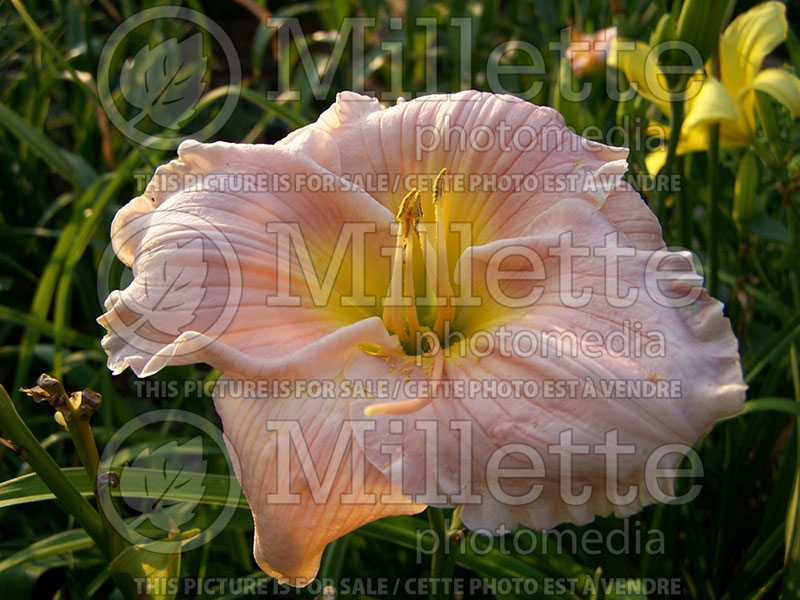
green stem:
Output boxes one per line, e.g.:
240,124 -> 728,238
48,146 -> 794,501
0,386 -> 106,549
1,386 -> 135,598
661,97 -> 690,248
782,345 -> 800,599
707,123 -> 720,297
427,507 -> 446,596
68,411 -> 127,557
657,94 -> 686,232
677,153 -> 690,249
63,416 -> 99,485
427,507 -> 460,600
754,91 -> 784,167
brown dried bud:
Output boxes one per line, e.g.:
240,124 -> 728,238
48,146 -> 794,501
80,389 -> 102,411
20,373 -> 68,410
70,389 -> 103,420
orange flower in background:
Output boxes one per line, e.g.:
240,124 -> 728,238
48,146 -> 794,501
99,91 -> 745,585
567,26 -> 618,77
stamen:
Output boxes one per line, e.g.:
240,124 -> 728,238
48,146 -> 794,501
432,168 -> 455,338
404,238 -> 422,338
383,189 -> 422,342
357,342 -> 384,356
403,192 -> 422,340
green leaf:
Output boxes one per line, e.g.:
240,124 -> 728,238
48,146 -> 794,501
109,530 -> 200,600
0,305 -> 97,350
0,529 -> 95,574
716,398 -> 800,423
360,516 -> 593,600
746,315 -> 800,384
0,102 -> 96,188
751,213 -> 791,243
0,467 -> 246,509
196,85 -> 310,129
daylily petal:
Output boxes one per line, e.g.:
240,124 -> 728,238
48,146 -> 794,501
214,323 -> 424,585
720,1 -> 788,94
645,148 -> 668,176
98,140 -> 395,377
644,76 -> 750,173
599,182 -> 664,252
608,39 -> 672,116
643,138 -> 707,176
682,76 -> 741,133
748,68 -> 800,118
355,197 -> 744,530
280,91 -> 630,249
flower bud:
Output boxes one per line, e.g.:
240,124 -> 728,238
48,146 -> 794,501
649,13 -> 676,48
733,150 -> 758,234
675,0 -> 732,64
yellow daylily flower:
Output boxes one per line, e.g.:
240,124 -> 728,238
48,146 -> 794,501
611,1 -> 800,174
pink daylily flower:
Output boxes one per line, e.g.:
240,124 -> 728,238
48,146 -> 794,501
99,90 -> 745,585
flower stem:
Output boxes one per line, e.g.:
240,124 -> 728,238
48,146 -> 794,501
754,91 -> 785,168
427,507 -> 461,600
706,123 -> 720,297
1,385 -> 136,598
64,408 -> 127,558
66,416 -> 100,484
653,93 -> 685,228
783,344 -> 800,598
661,97 -> 690,248
0,385 -> 106,549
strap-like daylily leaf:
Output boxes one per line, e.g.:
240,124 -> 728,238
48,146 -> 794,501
109,530 -> 199,600
0,529 -> 95,574
361,516 -> 598,600
0,101 -> 97,188
0,467 -> 246,509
